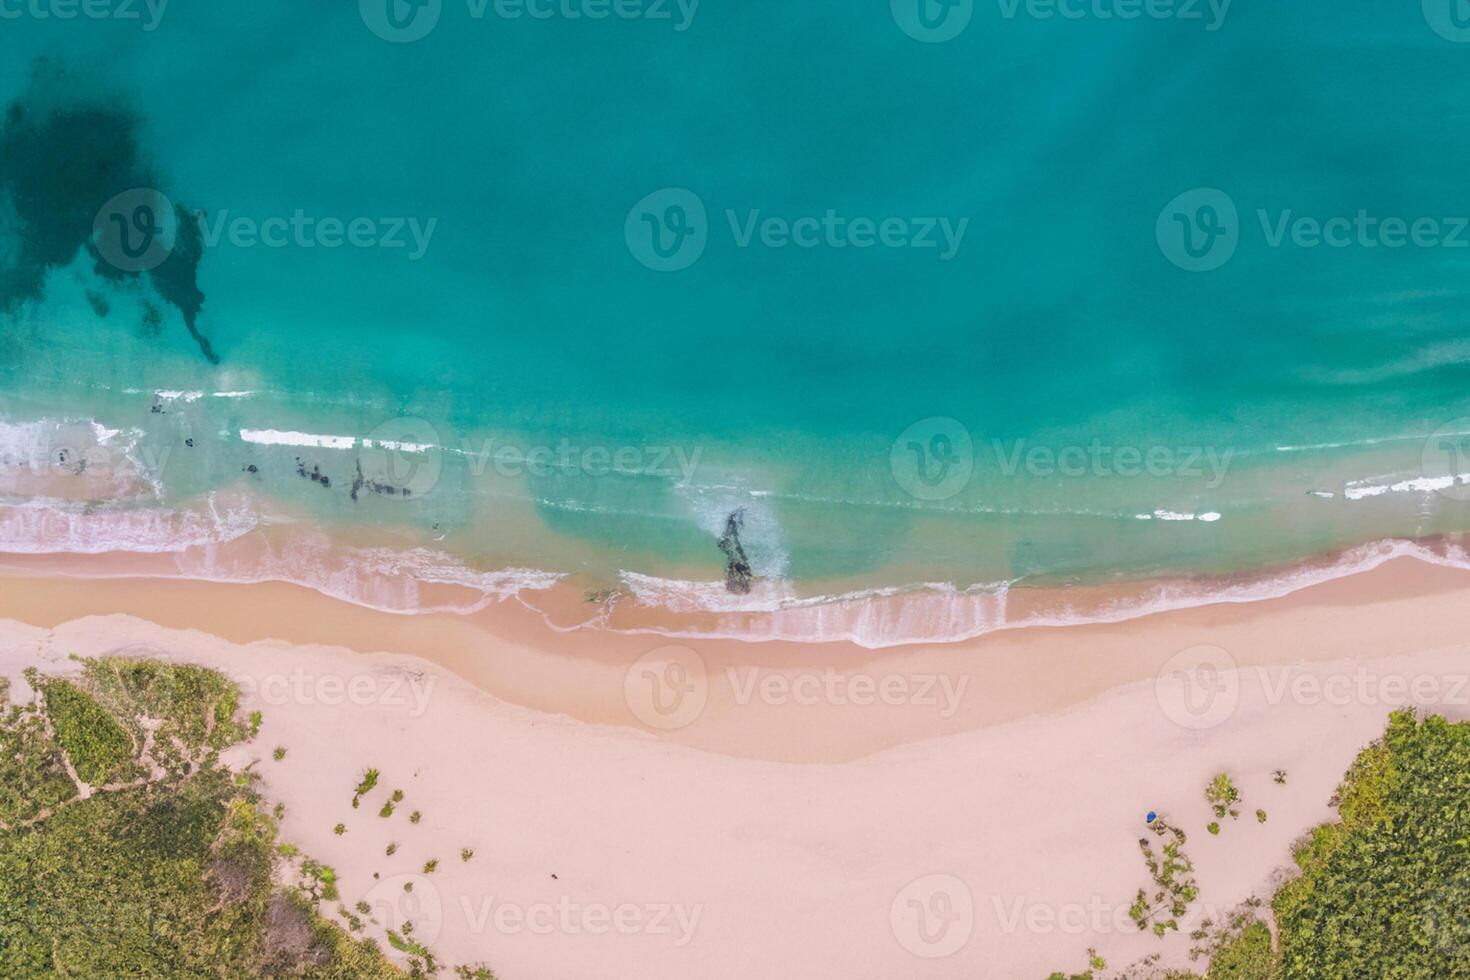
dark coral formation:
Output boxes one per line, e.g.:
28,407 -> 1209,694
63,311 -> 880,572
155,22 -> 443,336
0,61 -> 218,363
718,509 -> 754,594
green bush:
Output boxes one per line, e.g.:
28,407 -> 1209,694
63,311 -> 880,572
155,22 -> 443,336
40,679 -> 136,787
1272,711 -> 1470,978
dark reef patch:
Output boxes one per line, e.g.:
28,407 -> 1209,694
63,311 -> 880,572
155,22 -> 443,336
0,60 -> 219,364
718,509 -> 754,595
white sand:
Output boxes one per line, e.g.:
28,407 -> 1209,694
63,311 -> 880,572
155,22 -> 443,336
3,600 -> 1466,978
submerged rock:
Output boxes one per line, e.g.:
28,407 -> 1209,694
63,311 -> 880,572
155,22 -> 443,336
718,509 -> 754,595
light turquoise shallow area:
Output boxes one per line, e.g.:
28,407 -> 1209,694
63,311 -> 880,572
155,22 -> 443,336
5,2 -> 1470,591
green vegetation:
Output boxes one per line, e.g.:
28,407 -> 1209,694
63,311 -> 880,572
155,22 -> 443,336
461,847 -> 474,862
333,823 -> 347,836
0,657 -> 408,978
273,746 -> 287,761
1272,770 -> 1287,785
353,768 -> 381,809
1056,711 -> 1469,979
380,800 -> 396,818
1205,773 -> 1241,822
38,677 -> 136,786
1129,819 -> 1198,937
1271,711 -> 1470,978
1207,822 -> 1220,835
387,841 -> 398,856
424,858 -> 438,873
409,810 -> 422,824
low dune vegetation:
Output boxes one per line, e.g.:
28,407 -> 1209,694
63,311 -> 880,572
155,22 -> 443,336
0,656 -> 493,979
1050,710 -> 1470,979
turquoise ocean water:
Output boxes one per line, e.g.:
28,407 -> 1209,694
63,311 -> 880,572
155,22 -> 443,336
5,2 -> 1470,642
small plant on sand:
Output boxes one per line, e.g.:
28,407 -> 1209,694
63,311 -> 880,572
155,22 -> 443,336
1256,809 -> 1268,823
1273,769 -> 1288,785
1208,821 -> 1221,835
248,710 -> 262,736
391,789 -> 404,802
333,823 -> 346,836
403,881 -> 414,893
1205,772 -> 1241,821
1129,818 -> 1198,937
272,746 -> 287,761
356,900 -> 372,915
410,810 -> 422,824
379,800 -> 395,818
386,842 -> 397,856
352,768 -> 380,809
1045,948 -> 1105,980
461,847 -> 474,862
273,802 -> 285,820
424,859 -> 439,874
454,967 -> 499,980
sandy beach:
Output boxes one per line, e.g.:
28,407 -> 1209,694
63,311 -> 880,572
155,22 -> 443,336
1,556 -> 1467,977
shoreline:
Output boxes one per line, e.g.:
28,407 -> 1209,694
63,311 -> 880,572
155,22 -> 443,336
1,552 -> 1468,762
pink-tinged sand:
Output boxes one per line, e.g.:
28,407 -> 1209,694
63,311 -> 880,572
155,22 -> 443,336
0,557 -> 1466,976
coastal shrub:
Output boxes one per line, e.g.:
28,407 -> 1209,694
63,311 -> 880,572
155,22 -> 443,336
1129,820 -> 1197,937
273,746 -> 287,761
77,657 -> 251,770
1205,773 -> 1241,821
409,810 -> 421,824
1271,710 -> 1470,979
461,847 -> 474,862
0,680 -> 78,824
0,657 -> 477,978
40,678 -> 136,786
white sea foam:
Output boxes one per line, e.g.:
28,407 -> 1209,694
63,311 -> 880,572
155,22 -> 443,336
171,537 -> 562,615
0,495 -> 258,554
611,539 -> 1470,648
239,428 -> 357,450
